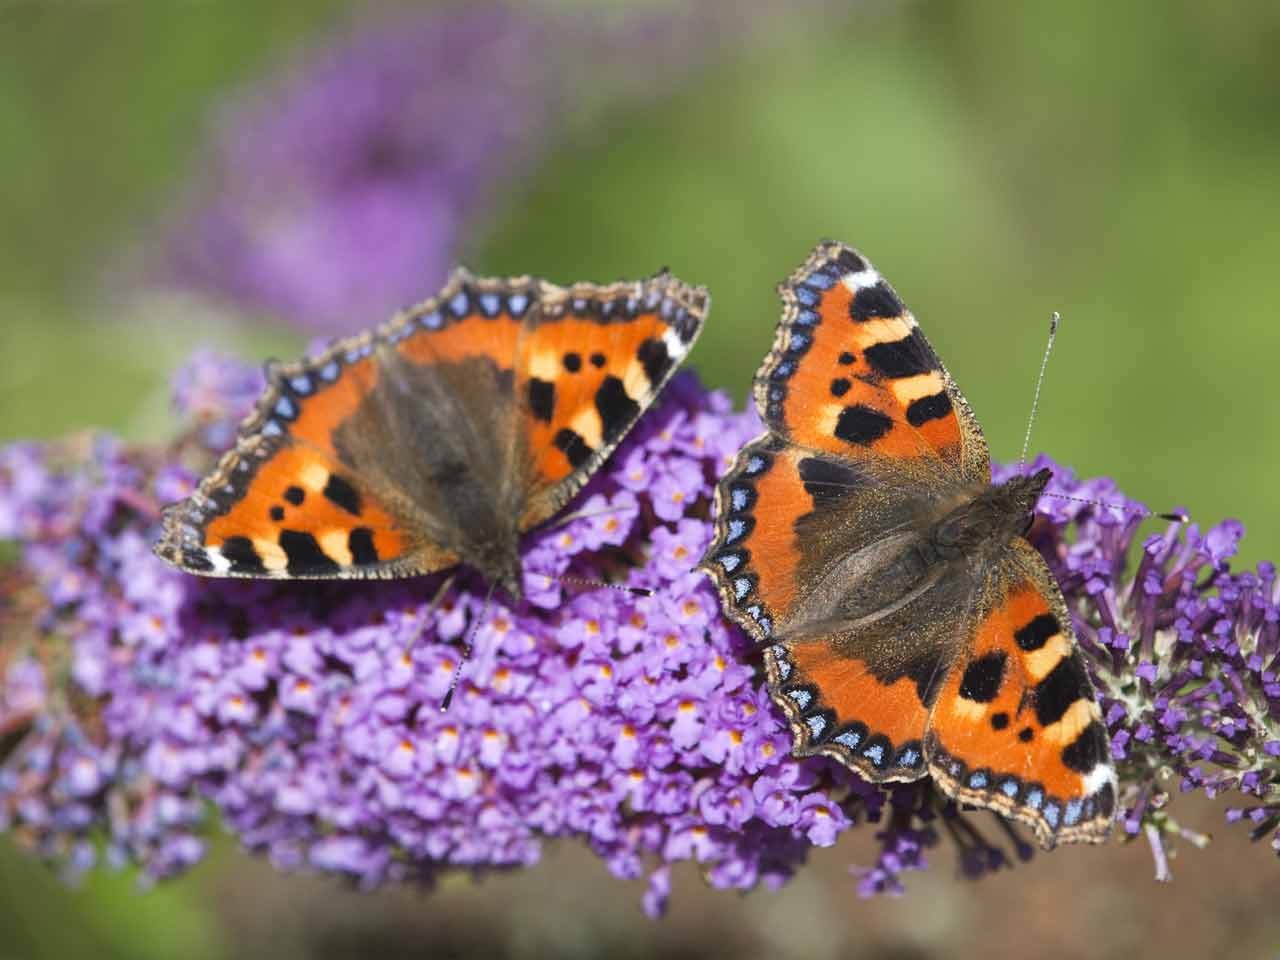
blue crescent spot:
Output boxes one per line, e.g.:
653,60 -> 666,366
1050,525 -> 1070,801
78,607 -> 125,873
288,376 -> 312,395
835,730 -> 862,750
1025,788 -> 1044,810
1043,802 -> 1061,828
806,715 -> 827,738
794,309 -> 819,326
772,651 -> 791,679
744,455 -> 766,475
508,294 -> 529,316
261,420 -> 283,437
757,617 -> 772,636
730,488 -> 749,512
732,576 -> 751,600
794,286 -> 818,306
787,688 -> 812,709
897,747 -> 920,768
789,333 -> 810,351
968,771 -> 988,789
319,361 -> 340,382
422,310 -> 444,329
861,742 -> 885,765
274,396 -> 297,420
805,270 -> 835,290
726,518 -> 747,543
449,292 -> 470,316
1064,799 -> 1084,825
717,552 -> 741,573
479,293 -> 501,316
1001,779 -> 1020,798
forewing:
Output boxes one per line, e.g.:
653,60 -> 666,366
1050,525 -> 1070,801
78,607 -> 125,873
155,350 -> 447,579
705,240 -> 990,644
155,268 -> 535,579
514,271 -> 707,528
757,240 -> 989,483
925,539 -> 1117,847
702,436 -> 940,641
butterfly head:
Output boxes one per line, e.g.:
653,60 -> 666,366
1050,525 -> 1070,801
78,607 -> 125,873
933,467 -> 1052,558
998,466 -> 1053,536
479,549 -> 523,603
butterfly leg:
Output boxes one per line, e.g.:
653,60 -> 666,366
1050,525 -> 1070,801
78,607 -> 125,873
440,581 -> 497,712
402,570 -> 460,656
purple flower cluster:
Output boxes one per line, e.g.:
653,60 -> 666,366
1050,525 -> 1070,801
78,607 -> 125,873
0,359 -> 879,911
1,355 -> 1277,907
996,459 -> 1280,875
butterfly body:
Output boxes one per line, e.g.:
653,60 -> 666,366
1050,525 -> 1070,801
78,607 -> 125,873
702,242 -> 1116,847
786,469 -> 1051,636
156,268 -> 708,597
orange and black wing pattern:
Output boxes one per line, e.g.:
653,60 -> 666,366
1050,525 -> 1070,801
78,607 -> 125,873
926,540 -> 1117,847
514,272 -> 707,528
703,241 -> 984,639
156,267 -> 706,581
755,240 -> 988,482
152,267 -> 533,579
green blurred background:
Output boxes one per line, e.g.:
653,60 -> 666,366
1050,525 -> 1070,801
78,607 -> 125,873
2,1 -> 1278,957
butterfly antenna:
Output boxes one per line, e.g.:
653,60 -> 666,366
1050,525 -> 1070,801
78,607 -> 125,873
535,572 -> 652,598
440,581 -> 497,712
1041,491 -> 1189,524
1018,312 -> 1059,472
1017,313 -> 1189,524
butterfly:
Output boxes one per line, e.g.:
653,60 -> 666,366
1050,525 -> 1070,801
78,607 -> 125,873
700,241 -> 1116,847
155,266 -> 708,598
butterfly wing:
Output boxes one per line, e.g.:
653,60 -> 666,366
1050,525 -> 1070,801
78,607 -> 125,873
925,538 -> 1117,847
704,241 -> 988,637
157,268 -> 706,581
758,542 -> 973,783
156,268 -> 538,579
513,271 -> 707,528
703,241 -> 994,780
155,345 -> 455,579
756,240 -> 989,481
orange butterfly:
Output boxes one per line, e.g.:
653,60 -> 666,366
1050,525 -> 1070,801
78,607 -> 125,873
702,241 -> 1116,847
156,267 -> 707,600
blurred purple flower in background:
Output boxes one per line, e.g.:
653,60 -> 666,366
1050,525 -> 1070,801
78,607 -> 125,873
156,2 -> 820,334
162,6 -> 554,332
3,355 -> 1279,909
